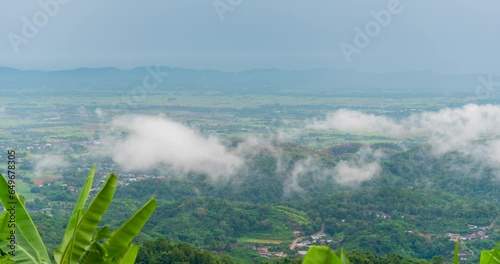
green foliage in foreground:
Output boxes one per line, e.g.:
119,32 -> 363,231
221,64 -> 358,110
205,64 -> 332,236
303,246 -> 349,264
136,237 -> 237,264
0,167 -> 156,264
303,245 -> 500,264
134,237 -> 446,264
480,242 -> 500,264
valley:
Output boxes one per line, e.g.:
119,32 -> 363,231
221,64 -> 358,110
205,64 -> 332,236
0,68 -> 499,263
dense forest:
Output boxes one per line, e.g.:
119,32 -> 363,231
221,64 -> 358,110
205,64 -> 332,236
26,142 -> 499,263
135,237 -> 443,264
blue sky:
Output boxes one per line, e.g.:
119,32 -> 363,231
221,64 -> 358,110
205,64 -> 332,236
0,0 -> 499,74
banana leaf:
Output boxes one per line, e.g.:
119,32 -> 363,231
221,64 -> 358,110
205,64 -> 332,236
112,244 -> 139,264
54,166 -> 95,263
0,174 -> 50,263
66,173 -> 117,263
104,198 -> 156,260
303,246 -> 344,264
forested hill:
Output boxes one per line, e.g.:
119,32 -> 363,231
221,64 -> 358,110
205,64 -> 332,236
89,143 -> 498,263
28,140 -> 499,262
112,143 -> 499,203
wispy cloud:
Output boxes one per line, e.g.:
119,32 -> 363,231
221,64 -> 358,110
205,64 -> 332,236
104,115 -> 243,180
34,154 -> 69,176
308,104 -> 500,167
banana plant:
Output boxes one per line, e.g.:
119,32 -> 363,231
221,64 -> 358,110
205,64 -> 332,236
303,246 -> 350,264
480,242 -> 500,264
0,167 -> 156,264
0,170 -> 51,263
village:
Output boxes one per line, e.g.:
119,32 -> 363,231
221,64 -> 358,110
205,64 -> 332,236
246,223 -> 346,259
444,225 -> 491,242
2,133 -> 499,262
248,230 -> 342,259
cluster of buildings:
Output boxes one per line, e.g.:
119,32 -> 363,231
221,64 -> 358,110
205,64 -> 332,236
255,247 -> 288,258
56,174 -> 166,192
295,234 -> 342,252
365,210 -> 392,219
293,229 -> 343,257
445,231 -> 489,242
114,174 -> 166,186
445,225 -> 491,242
457,251 -> 475,261
248,229 -> 343,259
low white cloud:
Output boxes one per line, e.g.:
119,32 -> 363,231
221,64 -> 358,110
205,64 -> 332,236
104,115 -> 243,180
34,154 -> 69,176
308,104 -> 500,168
283,147 -> 383,195
308,109 -> 404,137
95,108 -> 105,119
283,157 -> 312,196
332,147 -> 382,186
102,114 -> 388,189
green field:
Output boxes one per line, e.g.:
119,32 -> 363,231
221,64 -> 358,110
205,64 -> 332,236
237,238 -> 284,244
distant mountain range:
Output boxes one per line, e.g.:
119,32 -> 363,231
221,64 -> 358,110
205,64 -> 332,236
0,66 -> 496,97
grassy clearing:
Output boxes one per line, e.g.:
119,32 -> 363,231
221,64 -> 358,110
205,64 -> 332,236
274,206 -> 310,226
15,181 -> 39,199
32,176 -> 61,186
237,238 -> 284,244
241,229 -> 292,241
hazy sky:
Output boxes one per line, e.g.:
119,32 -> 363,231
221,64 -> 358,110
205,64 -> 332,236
0,0 -> 499,73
